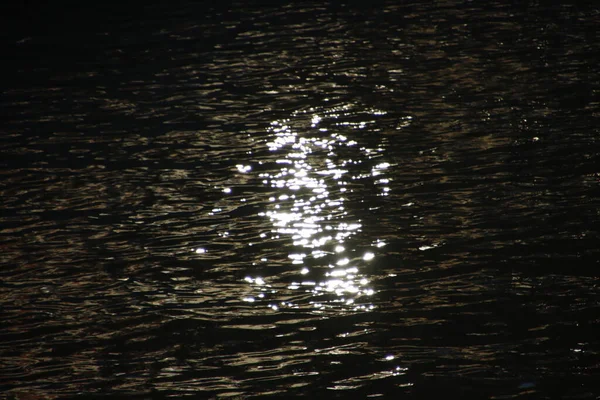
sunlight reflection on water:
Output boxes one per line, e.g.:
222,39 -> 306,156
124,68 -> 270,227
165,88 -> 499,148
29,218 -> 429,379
242,104 -> 403,312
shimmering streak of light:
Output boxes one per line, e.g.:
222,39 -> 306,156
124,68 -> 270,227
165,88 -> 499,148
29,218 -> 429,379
371,162 -> 391,178
319,279 -> 360,295
244,276 -> 266,285
271,300 -> 376,313
316,169 -> 347,179
419,243 -> 442,251
336,222 -> 361,231
293,236 -> 334,248
336,258 -> 349,266
236,164 -> 252,173
282,271 -> 374,299
334,121 -> 374,129
328,267 -> 358,278
253,109 -> 394,311
396,115 -> 413,129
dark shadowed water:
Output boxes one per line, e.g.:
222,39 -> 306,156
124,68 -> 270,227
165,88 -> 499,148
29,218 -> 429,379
2,2 -> 600,398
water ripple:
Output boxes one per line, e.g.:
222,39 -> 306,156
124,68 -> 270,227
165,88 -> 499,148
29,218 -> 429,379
2,1 -> 599,398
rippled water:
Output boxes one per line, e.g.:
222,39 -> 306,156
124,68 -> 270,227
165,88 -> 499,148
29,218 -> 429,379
2,2 -> 600,398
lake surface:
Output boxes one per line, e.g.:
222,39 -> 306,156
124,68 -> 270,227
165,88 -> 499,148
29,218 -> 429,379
2,1 -> 599,398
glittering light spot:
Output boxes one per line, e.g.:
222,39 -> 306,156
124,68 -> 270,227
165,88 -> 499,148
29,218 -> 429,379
223,188 -> 232,194
236,164 -> 252,173
419,243 -> 441,251
363,252 -> 375,261
290,253 -> 306,264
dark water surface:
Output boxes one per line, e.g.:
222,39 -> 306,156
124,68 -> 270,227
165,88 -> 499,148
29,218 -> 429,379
2,2 -> 600,398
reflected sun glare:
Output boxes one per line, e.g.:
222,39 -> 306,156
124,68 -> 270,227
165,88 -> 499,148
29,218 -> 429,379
249,104 -> 396,312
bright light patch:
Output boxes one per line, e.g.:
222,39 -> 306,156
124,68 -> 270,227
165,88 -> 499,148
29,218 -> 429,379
251,107 -> 396,311
236,164 -> 252,173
